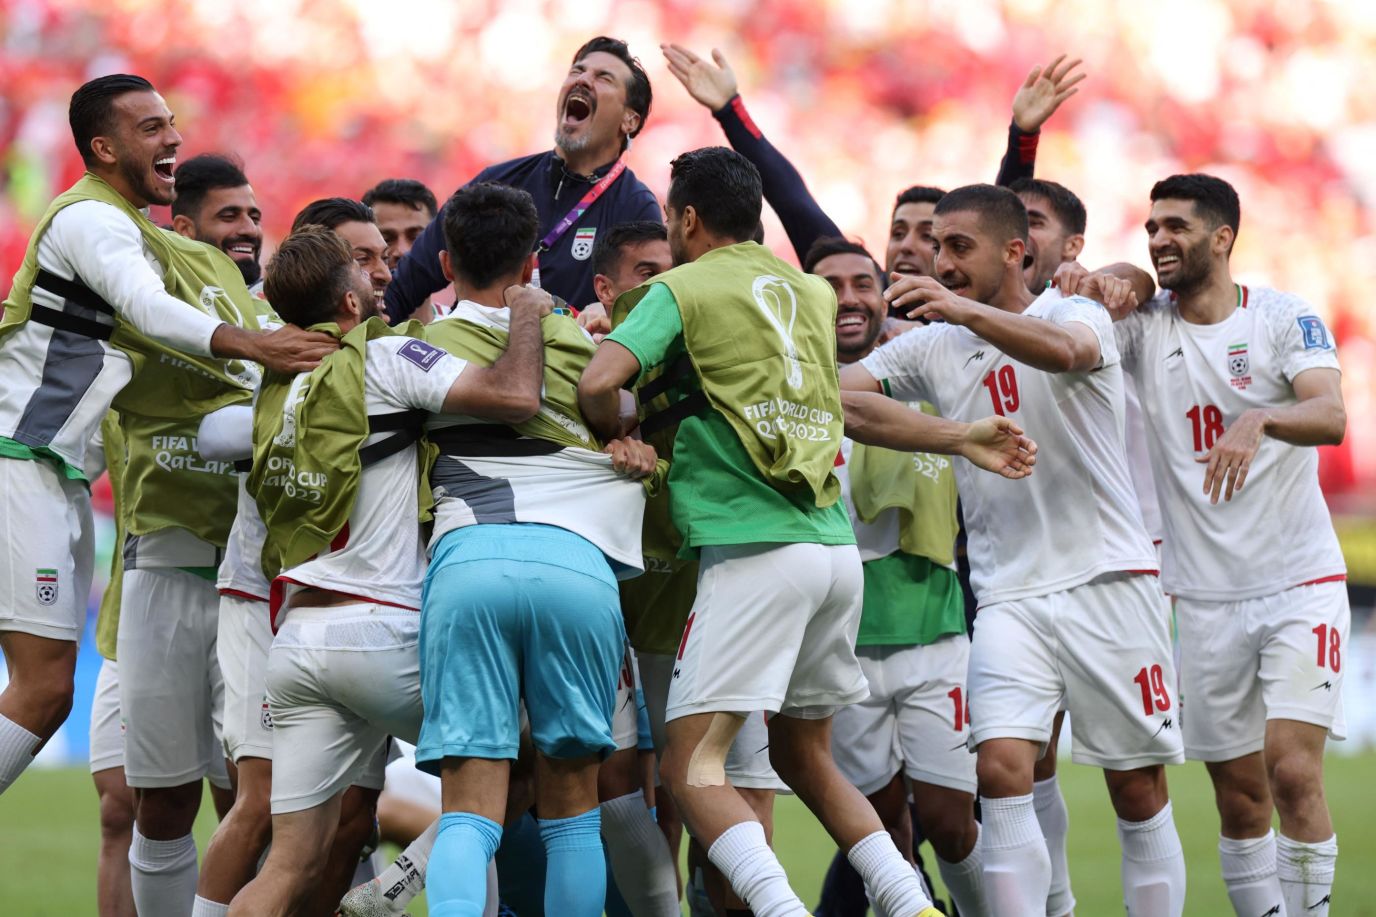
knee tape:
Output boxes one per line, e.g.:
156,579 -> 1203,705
685,712 -> 746,788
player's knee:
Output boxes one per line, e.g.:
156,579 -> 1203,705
915,799 -> 977,862
135,782 -> 204,837
1105,767 -> 1168,822
11,668 -> 75,735
1267,752 -> 1324,817
97,788 -> 135,841
975,748 -> 1030,797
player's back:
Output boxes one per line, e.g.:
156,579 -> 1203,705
1116,287 -> 1345,601
862,290 -> 1157,605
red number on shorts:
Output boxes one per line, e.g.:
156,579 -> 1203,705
1312,624 -> 1342,673
1186,404 -> 1225,452
1132,664 -> 1171,716
619,650 -> 635,690
947,686 -> 967,731
981,365 -> 1020,416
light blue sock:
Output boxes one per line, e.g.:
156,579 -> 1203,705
428,812 -> 502,917
539,808 -> 606,917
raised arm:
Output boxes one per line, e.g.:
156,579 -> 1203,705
1052,260 -> 1155,321
663,44 -> 842,261
441,285 -> 548,422
886,275 -> 1101,373
996,55 -> 1084,187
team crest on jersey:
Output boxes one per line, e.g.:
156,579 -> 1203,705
571,227 -> 596,261
35,569 -> 58,606
260,698 -> 274,731
1227,342 -> 1251,390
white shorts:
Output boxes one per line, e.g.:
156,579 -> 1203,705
831,635 -> 977,796
1175,580 -> 1349,762
612,645 -> 641,753
267,604 -> 423,814
117,567 -> 226,788
968,572 -> 1185,770
89,657 -> 125,774
218,593 -> 275,762
0,457 -> 94,642
667,542 -> 867,720
384,740 -> 441,810
639,651 -> 785,791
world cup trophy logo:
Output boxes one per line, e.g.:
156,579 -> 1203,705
752,275 -> 803,389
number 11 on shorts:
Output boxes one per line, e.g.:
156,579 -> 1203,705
1132,664 -> 1171,717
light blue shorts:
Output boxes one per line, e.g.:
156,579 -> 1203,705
417,523 -> 625,770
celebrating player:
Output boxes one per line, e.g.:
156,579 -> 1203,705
171,153 -> 265,290
843,184 -> 1187,917
1096,173 -> 1346,917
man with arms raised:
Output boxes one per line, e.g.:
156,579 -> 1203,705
579,147 -> 1032,917
843,184 -> 1186,916
386,37 -> 660,318
1105,174 -> 1346,917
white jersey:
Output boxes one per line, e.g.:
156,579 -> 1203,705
860,289 -> 1157,605
1124,377 -> 1164,543
1115,286 -> 1345,600
0,200 -> 224,475
426,301 -> 648,576
275,336 -> 467,617
197,404 -> 270,599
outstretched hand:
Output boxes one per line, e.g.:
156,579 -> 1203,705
961,416 -> 1038,479
1012,54 -> 1085,133
662,44 -> 738,111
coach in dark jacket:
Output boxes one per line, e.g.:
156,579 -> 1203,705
385,36 -> 661,319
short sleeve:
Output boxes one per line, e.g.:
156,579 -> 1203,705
1041,293 -> 1117,369
369,337 -> 469,412
1114,308 -> 1147,374
604,283 -> 684,382
858,326 -> 939,403
1262,292 -> 1341,382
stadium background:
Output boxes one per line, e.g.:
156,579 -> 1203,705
1,0 -> 1374,912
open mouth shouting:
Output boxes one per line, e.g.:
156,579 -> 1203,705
836,309 -> 871,344
561,86 -> 596,133
152,152 -> 176,187
1153,249 -> 1182,275
890,258 -> 924,276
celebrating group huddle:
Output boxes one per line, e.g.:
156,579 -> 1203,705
0,32 -> 1348,917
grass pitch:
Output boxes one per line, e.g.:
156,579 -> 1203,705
2,754 -> 1373,915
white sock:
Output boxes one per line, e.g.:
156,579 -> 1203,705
1116,802 -> 1186,917
0,714 -> 40,796
982,794 -> 1051,917
190,895 -> 231,916
1219,831 -> 1285,917
706,820 -> 807,917
129,827 -> 199,917
937,822 -> 990,917
1277,833 -> 1337,917
848,830 -> 934,917
602,790 -> 681,916
375,817 -> 439,909
1033,775 -> 1075,916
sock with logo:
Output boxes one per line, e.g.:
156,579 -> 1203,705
1219,831 -> 1285,917
982,793 -> 1052,916
0,714 -> 41,795
1117,802 -> 1186,917
1033,775 -> 1076,916
376,817 -> 439,909
708,820 -> 809,917
539,807 -> 607,917
1277,833 -> 1337,917
129,827 -> 199,916
428,812 -> 501,917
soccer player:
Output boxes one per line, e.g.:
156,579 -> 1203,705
364,178 -> 440,323
1105,174 -> 1347,917
843,184 -> 1187,917
578,147 -> 1033,917
292,197 -> 393,308
805,235 -> 989,916
386,36 -> 661,319
413,182 -> 657,917
227,221 -> 549,916
171,153 -> 265,290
